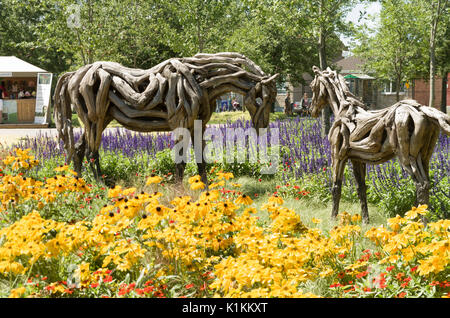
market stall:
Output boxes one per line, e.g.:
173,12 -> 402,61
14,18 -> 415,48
0,56 -> 52,127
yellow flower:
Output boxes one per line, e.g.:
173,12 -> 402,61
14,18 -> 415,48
76,262 -> 91,287
146,175 -> 163,185
235,194 -> 253,205
9,286 -> 27,298
146,203 -> 169,216
209,180 -> 225,189
199,190 -> 220,202
190,179 -> 206,190
405,205 -> 428,220
311,217 -> 322,224
108,185 -> 123,198
351,214 -> 361,223
244,207 -> 257,214
268,195 -> 284,205
188,175 -> 201,184
54,165 -> 69,172
216,172 -> 234,180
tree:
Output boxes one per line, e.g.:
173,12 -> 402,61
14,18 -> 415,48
354,0 -> 429,102
37,0 -> 177,70
221,0 -> 317,85
424,0 -> 448,108
0,0 -> 72,74
301,0 -> 361,136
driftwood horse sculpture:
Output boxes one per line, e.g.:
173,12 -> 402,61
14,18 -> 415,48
310,66 -> 450,223
53,52 -> 278,184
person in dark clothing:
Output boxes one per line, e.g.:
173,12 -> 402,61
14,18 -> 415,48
284,93 -> 291,115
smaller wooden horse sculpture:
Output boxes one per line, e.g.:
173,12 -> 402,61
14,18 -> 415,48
310,66 -> 450,223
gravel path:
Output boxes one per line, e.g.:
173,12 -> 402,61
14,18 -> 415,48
0,128 -> 59,147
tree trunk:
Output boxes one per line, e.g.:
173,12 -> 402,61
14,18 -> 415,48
87,0 -> 94,64
197,2 -> 204,53
396,76 -> 401,102
428,0 -> 443,108
318,22 -> 331,137
441,72 -> 448,114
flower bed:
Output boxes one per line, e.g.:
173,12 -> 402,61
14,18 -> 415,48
0,149 -> 448,298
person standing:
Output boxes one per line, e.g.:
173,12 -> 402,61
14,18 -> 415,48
284,93 -> 291,115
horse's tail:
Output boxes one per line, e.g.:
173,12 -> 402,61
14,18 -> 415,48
419,105 -> 450,136
53,71 -> 76,163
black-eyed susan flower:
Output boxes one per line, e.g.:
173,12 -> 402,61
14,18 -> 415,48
189,176 -> 205,190
146,203 -> 169,216
268,195 -> 284,205
146,175 -> 163,185
216,172 -> 234,180
235,194 -> 253,205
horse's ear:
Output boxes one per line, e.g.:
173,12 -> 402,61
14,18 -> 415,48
312,66 -> 321,74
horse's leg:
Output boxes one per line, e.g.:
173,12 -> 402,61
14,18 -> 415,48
193,126 -> 208,187
174,134 -> 188,184
73,131 -> 87,177
414,126 -> 439,223
330,127 -> 346,220
175,162 -> 186,183
331,159 -> 346,220
351,160 -> 369,223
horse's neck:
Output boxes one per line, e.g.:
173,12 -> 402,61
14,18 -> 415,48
324,81 -> 348,118
324,78 -> 365,120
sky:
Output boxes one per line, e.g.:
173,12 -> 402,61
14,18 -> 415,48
342,1 -> 382,48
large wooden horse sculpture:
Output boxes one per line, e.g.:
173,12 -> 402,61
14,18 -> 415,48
53,52 -> 278,184
310,66 -> 450,223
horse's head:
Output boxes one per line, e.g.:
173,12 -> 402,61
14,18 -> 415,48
245,73 -> 279,131
310,66 -> 328,118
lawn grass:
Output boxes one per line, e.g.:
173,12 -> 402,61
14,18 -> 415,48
233,176 -> 388,231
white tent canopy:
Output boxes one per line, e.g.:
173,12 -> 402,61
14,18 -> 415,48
0,56 -> 48,77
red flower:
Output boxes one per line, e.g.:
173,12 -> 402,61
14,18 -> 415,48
386,265 -> 395,272
356,271 -> 368,279
185,283 -> 195,289
410,266 -> 418,272
397,292 -> 407,298
396,273 -> 405,280
118,288 -> 128,296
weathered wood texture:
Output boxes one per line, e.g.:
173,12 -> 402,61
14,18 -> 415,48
310,66 -> 450,223
53,52 -> 278,181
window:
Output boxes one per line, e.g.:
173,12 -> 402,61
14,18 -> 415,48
277,82 -> 288,94
382,80 -> 405,94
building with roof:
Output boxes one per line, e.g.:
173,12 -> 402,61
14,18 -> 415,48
334,55 -> 416,110
0,56 -> 52,127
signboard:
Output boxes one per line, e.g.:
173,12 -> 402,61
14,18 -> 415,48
0,72 -> 13,77
2,100 -> 18,123
34,73 -> 52,124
